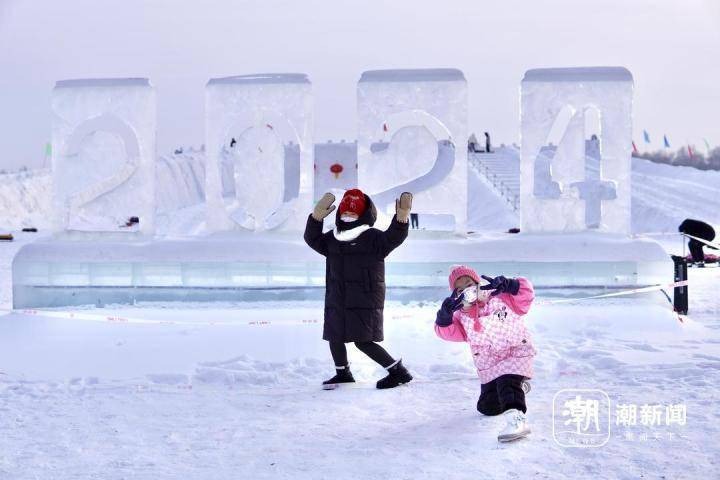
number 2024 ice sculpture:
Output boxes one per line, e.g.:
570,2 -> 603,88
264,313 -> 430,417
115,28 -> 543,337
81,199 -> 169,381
49,67 -> 633,236
11,66 -> 672,308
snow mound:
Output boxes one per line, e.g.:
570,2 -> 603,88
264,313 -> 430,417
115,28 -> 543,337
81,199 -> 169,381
0,169 -> 52,230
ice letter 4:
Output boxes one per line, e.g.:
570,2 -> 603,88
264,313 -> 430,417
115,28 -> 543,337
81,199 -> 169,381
520,67 -> 633,234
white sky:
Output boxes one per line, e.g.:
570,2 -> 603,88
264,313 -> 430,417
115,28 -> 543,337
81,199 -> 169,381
1,0 -> 719,169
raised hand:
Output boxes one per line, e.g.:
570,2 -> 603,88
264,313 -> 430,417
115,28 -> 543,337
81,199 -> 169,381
436,288 -> 464,326
395,192 -> 413,223
312,192 -> 336,221
479,275 -> 521,296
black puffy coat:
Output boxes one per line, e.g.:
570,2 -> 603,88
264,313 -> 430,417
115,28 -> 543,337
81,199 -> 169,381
304,195 -> 409,343
679,218 -> 716,241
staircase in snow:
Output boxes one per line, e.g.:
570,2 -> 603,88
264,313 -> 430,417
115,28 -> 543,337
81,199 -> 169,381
468,148 -> 520,211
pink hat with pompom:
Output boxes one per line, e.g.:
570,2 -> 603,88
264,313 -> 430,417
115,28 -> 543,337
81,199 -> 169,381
448,265 -> 482,290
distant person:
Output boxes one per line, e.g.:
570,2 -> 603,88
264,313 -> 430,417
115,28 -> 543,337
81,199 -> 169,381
230,138 -> 237,148
468,133 -> 482,153
484,131 -> 492,153
679,218 -> 716,266
410,213 -> 419,229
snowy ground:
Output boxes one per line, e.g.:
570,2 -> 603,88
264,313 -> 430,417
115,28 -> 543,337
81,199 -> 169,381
1,232 -> 719,479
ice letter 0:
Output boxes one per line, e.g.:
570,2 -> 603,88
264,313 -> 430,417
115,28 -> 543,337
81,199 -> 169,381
205,74 -> 313,232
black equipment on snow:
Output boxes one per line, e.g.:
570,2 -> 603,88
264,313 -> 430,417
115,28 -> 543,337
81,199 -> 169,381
671,255 -> 689,315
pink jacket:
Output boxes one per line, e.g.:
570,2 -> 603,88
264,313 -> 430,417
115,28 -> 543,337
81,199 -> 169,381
434,278 -> 536,384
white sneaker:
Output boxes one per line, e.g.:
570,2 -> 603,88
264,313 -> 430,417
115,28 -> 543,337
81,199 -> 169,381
521,380 -> 531,394
497,409 -> 531,442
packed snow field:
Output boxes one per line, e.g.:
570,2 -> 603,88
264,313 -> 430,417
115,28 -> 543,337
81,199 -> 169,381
0,231 -> 719,478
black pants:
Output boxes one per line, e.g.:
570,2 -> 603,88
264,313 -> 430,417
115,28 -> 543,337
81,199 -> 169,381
329,341 -> 396,369
688,239 -> 705,263
477,374 -> 527,415
410,213 -> 419,229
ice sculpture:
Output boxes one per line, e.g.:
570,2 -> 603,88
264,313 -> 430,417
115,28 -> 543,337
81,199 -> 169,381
51,78 -> 156,234
520,67 -> 633,234
357,69 -> 468,231
205,74 -> 313,232
313,140 -> 358,201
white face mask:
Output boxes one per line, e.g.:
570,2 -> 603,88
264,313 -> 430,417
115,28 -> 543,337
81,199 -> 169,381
340,214 -> 358,223
461,284 -> 491,306
461,285 -> 478,305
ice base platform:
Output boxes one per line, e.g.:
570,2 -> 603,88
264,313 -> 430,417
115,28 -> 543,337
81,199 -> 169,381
12,231 -> 673,308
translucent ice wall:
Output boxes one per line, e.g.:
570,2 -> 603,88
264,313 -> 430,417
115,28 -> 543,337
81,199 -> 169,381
205,74 -> 313,232
520,67 -> 633,234
51,78 -> 157,234
357,69 -> 468,231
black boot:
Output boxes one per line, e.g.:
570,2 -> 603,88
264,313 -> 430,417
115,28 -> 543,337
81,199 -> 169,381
322,365 -> 355,387
376,359 -> 413,389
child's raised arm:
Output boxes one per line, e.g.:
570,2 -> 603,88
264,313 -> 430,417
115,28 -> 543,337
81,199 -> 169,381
500,277 -> 535,315
373,192 -> 412,257
434,290 -> 467,342
303,192 -> 335,257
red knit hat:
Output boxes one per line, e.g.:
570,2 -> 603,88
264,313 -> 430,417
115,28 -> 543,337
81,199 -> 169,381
448,265 -> 482,290
338,189 -> 367,217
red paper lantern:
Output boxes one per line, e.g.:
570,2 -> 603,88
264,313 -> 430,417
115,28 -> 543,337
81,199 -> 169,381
330,163 -> 343,179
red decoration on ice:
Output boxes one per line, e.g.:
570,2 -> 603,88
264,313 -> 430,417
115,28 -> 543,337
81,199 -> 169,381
330,163 -> 344,179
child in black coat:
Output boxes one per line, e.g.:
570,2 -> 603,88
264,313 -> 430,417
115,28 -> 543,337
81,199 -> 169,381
304,188 -> 413,389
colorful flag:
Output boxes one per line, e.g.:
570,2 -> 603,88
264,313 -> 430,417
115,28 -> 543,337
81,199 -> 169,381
688,145 -> 694,158
663,135 -> 670,148
643,130 -> 650,143
45,142 -> 52,156
704,138 -> 711,151
632,141 -> 638,154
